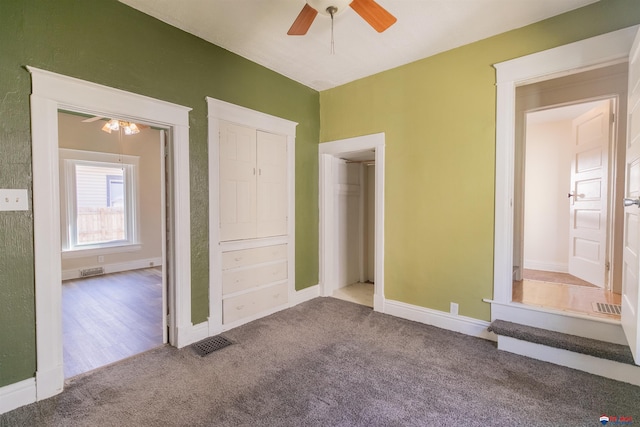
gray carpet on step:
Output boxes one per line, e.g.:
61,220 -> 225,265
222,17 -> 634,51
2,297 -> 639,427
488,319 -> 635,365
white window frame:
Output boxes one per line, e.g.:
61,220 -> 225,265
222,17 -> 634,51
59,148 -> 140,257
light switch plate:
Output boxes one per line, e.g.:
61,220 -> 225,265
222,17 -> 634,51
0,189 -> 29,211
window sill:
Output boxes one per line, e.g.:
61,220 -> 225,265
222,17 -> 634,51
61,243 -> 142,259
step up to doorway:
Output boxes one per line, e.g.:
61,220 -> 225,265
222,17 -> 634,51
488,320 -> 640,386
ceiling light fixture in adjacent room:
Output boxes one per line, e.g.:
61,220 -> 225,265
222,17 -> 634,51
101,119 -> 141,135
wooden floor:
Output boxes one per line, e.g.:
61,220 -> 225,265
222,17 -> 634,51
513,278 -> 621,321
62,268 -> 164,378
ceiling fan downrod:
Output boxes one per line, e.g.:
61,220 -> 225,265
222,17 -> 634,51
327,6 -> 337,54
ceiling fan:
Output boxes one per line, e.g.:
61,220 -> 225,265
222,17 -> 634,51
82,116 -> 148,135
288,0 -> 397,36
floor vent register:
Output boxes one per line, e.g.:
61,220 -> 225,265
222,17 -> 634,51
192,335 -> 233,356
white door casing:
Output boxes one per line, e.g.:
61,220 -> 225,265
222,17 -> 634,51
28,67 -> 192,400
318,133 -> 385,311
568,102 -> 613,287
492,26 -> 639,306
622,27 -> 640,365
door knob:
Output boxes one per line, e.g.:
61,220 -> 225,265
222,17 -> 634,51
568,192 -> 574,198
624,198 -> 640,207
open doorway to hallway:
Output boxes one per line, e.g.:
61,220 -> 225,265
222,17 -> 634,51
512,61 -> 629,321
58,111 -> 166,378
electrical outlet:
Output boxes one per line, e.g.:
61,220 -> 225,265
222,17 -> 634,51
450,302 -> 459,316
0,189 -> 29,211
97,256 -> 104,263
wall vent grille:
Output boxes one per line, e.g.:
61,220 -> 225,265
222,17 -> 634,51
592,302 -> 621,315
80,267 -> 105,277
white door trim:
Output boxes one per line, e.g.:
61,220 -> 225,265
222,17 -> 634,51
319,133 -> 386,311
28,67 -> 192,401
492,26 -> 639,305
206,97 -> 297,335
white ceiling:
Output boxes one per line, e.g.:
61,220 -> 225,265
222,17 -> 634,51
527,100 -> 606,125
119,0 -> 599,91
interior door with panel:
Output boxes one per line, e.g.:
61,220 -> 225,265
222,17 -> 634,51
622,27 -> 640,365
568,101 -> 612,288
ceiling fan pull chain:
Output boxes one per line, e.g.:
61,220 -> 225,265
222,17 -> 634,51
328,6 -> 337,55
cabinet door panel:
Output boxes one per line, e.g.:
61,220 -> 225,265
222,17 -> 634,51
219,121 -> 257,241
256,131 -> 288,237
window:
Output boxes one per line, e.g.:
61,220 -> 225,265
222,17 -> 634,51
60,149 -> 140,254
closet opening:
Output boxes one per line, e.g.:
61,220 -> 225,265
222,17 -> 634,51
318,132 -> 386,312
331,153 -> 376,307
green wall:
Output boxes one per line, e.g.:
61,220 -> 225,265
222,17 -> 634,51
319,0 -> 640,321
0,0 -> 319,387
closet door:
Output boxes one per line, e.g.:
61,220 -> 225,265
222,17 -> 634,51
256,131 -> 288,237
219,121 -> 257,241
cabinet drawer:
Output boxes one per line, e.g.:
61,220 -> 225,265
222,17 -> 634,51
222,244 -> 287,270
223,282 -> 288,325
222,261 -> 287,295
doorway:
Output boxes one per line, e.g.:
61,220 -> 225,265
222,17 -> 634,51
319,133 -> 385,312
57,111 -> 166,378
29,67 -> 192,401
513,99 -> 623,320
330,154 -> 376,307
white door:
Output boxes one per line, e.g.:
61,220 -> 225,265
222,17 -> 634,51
622,27 -> 640,365
219,121 -> 257,241
568,102 -> 613,287
256,131 -> 288,238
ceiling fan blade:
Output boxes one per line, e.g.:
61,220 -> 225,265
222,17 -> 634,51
82,116 -> 104,123
349,0 -> 397,33
287,4 -> 318,35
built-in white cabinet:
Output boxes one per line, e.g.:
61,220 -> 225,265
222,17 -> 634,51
208,98 -> 296,332
221,244 -> 288,324
219,121 -> 287,241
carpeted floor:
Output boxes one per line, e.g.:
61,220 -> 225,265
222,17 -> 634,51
2,297 -> 639,426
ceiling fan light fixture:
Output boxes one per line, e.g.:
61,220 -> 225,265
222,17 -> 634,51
100,119 -> 141,135
123,122 -> 140,135
101,119 -> 120,134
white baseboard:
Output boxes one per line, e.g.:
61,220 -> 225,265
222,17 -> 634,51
384,299 -> 496,342
292,284 -> 319,305
523,260 -> 568,273
62,257 -> 163,280
0,378 -> 36,415
498,335 -> 640,386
